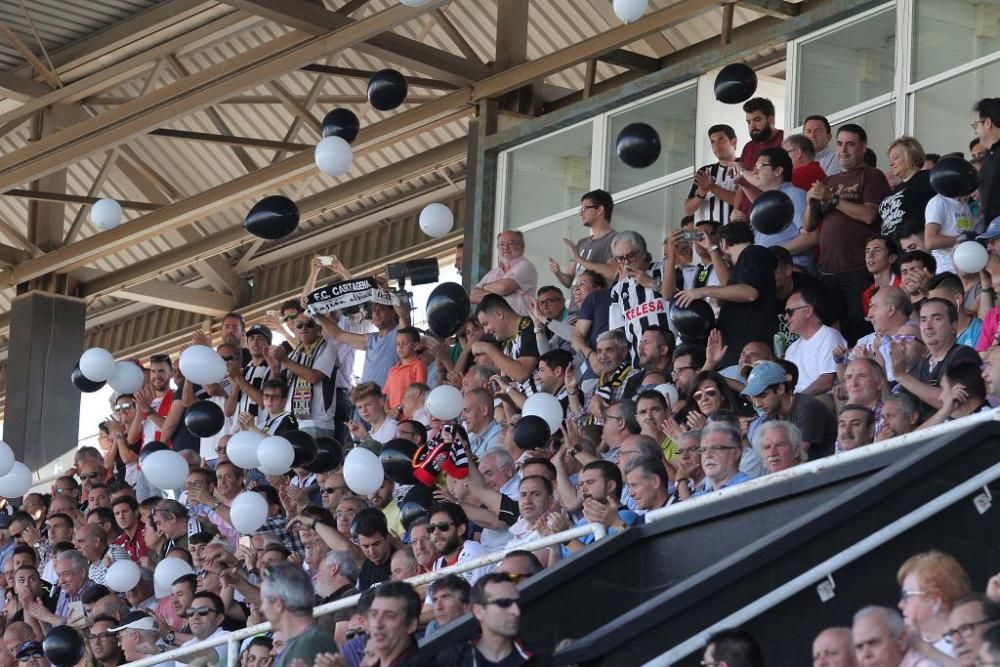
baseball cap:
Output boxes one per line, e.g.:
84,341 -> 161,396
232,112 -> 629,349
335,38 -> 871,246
719,365 -> 747,385
110,611 -> 158,633
15,641 -> 43,660
977,216 -> 1000,241
740,361 -> 787,397
246,324 -> 272,343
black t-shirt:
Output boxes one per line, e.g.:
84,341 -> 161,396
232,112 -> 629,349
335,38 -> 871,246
718,245 -> 778,367
913,343 -> 982,416
170,386 -> 201,453
980,139 -> 1000,224
358,553 -> 393,590
879,170 -> 936,236
788,393 -> 838,459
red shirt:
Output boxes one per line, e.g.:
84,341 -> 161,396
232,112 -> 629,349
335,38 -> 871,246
793,160 -> 827,191
861,274 -> 902,316
113,520 -> 149,562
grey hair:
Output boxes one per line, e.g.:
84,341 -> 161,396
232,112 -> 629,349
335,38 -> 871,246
253,532 -> 283,548
262,562 -> 316,614
678,429 -> 701,446
751,421 -> 805,463
611,230 -> 648,256
137,567 -> 154,586
853,605 -> 906,636
884,391 -> 921,418
700,422 -> 742,449
55,549 -> 89,572
623,456 -> 669,486
597,329 -> 629,353
481,448 -> 514,469
625,434 -> 663,460
323,550 -> 360,584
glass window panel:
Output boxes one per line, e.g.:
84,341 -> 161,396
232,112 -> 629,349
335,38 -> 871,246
607,87 -> 697,194
795,8 -> 896,125
912,61 -> 1000,156
503,122 -> 593,228
610,179 -> 694,262
515,213 -> 581,295
913,0 -> 1000,83
832,104 -> 897,167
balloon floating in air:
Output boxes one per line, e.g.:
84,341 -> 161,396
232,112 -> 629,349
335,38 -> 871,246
367,69 -> 408,111
953,241 -> 989,274
79,347 -> 116,382
244,195 -> 299,241
400,484 -> 434,531
616,122 -> 661,169
0,442 -> 14,479
930,156 -> 979,198
257,436 -> 295,475
669,299 -> 716,342
513,415 -> 551,451
153,557 -> 193,599
71,364 -> 105,393
714,63 -> 758,104
107,360 -> 144,394
380,438 -> 419,485
425,384 -> 463,420
90,198 -> 122,231
227,430 -> 264,470
42,626 -> 86,667
0,462 -> 31,499
283,430 -> 318,468
105,560 -> 141,593
522,392 -> 564,434
184,400 -> 226,438
315,136 -> 353,177
143,450 -> 189,491
343,447 -> 385,496
750,189 -> 795,235
613,0 -> 648,23
419,203 -> 454,238
304,436 -> 343,474
321,108 -> 360,144
230,491 -> 269,534
425,282 -> 470,339
179,345 -> 227,386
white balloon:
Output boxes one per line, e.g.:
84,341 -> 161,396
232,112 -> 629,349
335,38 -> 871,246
230,491 -> 269,534
257,436 -> 294,475
399,0 -> 431,6
105,559 -> 141,593
0,462 -> 31,498
154,557 -> 193,598
0,441 -> 14,478
613,0 -> 648,23
108,360 -> 144,394
90,198 -> 123,231
343,447 -> 385,496
315,136 -> 353,177
425,385 -> 463,420
142,450 -> 188,491
953,241 -> 989,274
418,203 -> 454,238
228,430 -> 264,469
179,345 -> 227,386
79,347 -> 116,382
522,392 -> 564,434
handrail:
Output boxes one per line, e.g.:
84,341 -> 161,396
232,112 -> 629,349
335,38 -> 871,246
121,407 -> 1000,666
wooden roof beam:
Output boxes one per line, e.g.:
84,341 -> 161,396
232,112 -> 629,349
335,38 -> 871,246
300,64 -> 460,91
110,281 -> 234,317
739,0 -> 800,19
148,128 -> 311,152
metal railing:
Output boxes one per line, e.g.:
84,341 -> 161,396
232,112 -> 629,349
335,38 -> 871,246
122,408 -> 1000,667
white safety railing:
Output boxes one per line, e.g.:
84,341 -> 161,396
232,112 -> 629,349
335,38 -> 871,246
122,407 -> 1000,667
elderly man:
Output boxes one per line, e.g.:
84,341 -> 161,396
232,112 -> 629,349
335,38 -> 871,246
877,394 -> 923,441
784,286 -> 847,395
946,594 -> 1000,666
590,330 -> 643,414
152,499 -> 191,556
623,457 -> 670,512
783,133 -> 828,191
471,230 -> 538,316
607,230 -> 669,366
110,611 -> 172,664
479,448 -> 519,500
813,626 -> 858,667
693,423 -> 752,496
752,421 -> 805,474
851,287 -> 922,384
851,606 -> 934,667
599,400 -> 641,464
462,388 -> 501,458
72,525 -> 128,587
838,405 -> 876,452
842,358 -> 887,435
261,563 -> 338,667
29,550 -> 96,627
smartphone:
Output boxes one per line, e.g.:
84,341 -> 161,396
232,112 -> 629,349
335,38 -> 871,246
678,230 -> 699,243
317,255 -> 334,266
239,536 -> 252,550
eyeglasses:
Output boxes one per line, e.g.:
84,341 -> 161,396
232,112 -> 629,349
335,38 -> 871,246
294,321 -> 317,330
971,119 -> 986,130
899,590 -> 929,603
692,388 -> 719,402
677,446 -> 701,457
322,486 -> 348,495
580,205 -> 600,213
671,366 -> 694,377
613,250 -> 639,263
427,521 -> 455,533
89,632 -> 115,641
345,629 -> 365,640
221,355 -> 237,362
784,305 -> 809,317
605,414 -> 625,423
53,487 -> 73,495
537,297 -> 563,306
184,606 -> 219,618
484,597 -> 519,609
79,472 -> 100,481
944,619 -> 995,642
696,445 -> 740,454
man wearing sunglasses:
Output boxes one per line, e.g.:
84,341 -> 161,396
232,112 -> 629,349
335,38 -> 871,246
267,314 -> 338,439
178,592 -> 231,665
782,286 -> 846,397
12,640 -> 50,666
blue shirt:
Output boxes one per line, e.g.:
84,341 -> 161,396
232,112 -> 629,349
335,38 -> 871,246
560,509 -> 638,558
693,471 -> 752,497
754,183 -> 809,267
361,326 -> 399,387
468,420 -> 501,458
959,317 -> 983,348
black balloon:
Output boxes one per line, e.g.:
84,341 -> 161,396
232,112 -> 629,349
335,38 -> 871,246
367,69 -> 408,111
380,438 -> 419,485
321,108 -> 360,144
616,122 -> 661,169
70,363 -> 105,393
930,156 -> 979,198
750,189 -> 795,235
43,626 -> 85,667
714,63 -> 758,104
513,415 -> 551,451
400,484 -> 434,532
425,282 -> 471,339
305,436 -> 343,473
184,400 -> 225,438
244,195 -> 299,241
283,430 -> 318,468
140,440 -> 169,459
669,299 -> 716,342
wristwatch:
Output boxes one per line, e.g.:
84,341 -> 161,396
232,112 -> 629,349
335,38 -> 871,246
164,632 -> 176,646
829,194 -> 840,209
708,244 -> 720,254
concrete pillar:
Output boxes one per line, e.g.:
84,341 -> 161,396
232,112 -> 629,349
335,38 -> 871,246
4,291 -> 85,470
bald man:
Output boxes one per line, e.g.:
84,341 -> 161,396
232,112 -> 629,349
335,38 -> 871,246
813,626 -> 858,667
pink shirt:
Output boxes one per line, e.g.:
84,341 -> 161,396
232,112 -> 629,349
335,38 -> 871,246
976,306 -> 1000,351
476,254 -> 538,315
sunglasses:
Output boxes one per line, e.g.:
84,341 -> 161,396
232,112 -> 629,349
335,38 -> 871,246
692,388 -> 719,401
79,473 -> 100,481
184,606 -> 219,618
17,652 -> 43,662
484,597 -> 519,609
427,521 -> 454,533
345,629 -> 365,640
282,314 -> 297,322
294,321 -> 317,330
322,486 -> 348,494
221,355 -> 237,362
114,402 -> 134,411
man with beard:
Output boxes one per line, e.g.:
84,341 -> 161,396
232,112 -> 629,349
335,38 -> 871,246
636,326 -> 674,376
427,502 -> 492,585
837,405 -> 876,452
899,251 -> 936,308
127,354 -> 174,447
736,97 -> 785,218
228,324 -> 273,429
368,478 -> 402,538
546,461 -> 635,561
88,615 -> 126,667
549,189 -> 618,289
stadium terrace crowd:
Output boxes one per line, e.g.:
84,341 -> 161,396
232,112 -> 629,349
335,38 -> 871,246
4,96 -> 1000,667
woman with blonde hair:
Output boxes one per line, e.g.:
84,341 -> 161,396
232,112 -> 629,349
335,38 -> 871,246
897,550 -> 972,660
879,136 -> 935,237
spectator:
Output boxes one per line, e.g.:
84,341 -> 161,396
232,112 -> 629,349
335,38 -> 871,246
919,361 -> 990,429
804,124 -> 891,344
659,228 -> 722,300
462,388 -> 501,458
89,614 -> 125,667
571,270 -> 613,379
473,293 -> 541,385
590,329 -> 643,412
752,421 -> 805,474
877,393 -> 923,441
549,189 -> 618,288
623,456 -> 670,511
851,606 -> 910,667
693,423 -> 751,495
425,575 -> 471,637
925,193 -> 974,275
471,230 -> 538,316
607,230 -> 669,366
676,222 -> 778,368
347,382 -> 397,448
898,550 -> 972,660
72,525 -> 127,587
897,218 -> 928,252
701,627 -> 764,667
946,594 -> 1000,666
852,286 -> 922,384
528,286 -> 574,354
686,124 -> 740,225
861,235 -> 902,317
983,625 -> 1000,666
364,581 -> 422,666
426,502 -> 491,585
179,591 -> 230,664
127,354 -> 174,447
261,563 -> 338,667
840,358 -> 887,432
229,323 -> 273,430
837,404 -> 875,451
242,379 -> 297,437
736,97 -> 785,217
267,313 -> 337,438
899,250 -> 936,306
783,133 -> 828,191
110,611 -> 171,664
803,114 -> 840,176
973,98 -> 1000,224
928,272 -> 982,348
978,217 -> 1000,262
879,136 -> 934,237
784,286 -> 847,395
812,626 -> 856,667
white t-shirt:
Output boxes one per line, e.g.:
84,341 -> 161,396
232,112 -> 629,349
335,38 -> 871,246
784,324 -> 847,393
925,195 -> 974,274
369,417 -> 399,444
141,395 -> 165,444
181,627 -> 229,664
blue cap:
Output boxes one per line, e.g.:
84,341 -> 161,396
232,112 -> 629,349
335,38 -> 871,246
740,361 -> 787,397
977,216 -> 1000,240
719,365 -> 746,384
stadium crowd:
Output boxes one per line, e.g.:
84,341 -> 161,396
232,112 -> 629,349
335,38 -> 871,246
3,96 -> 1000,667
